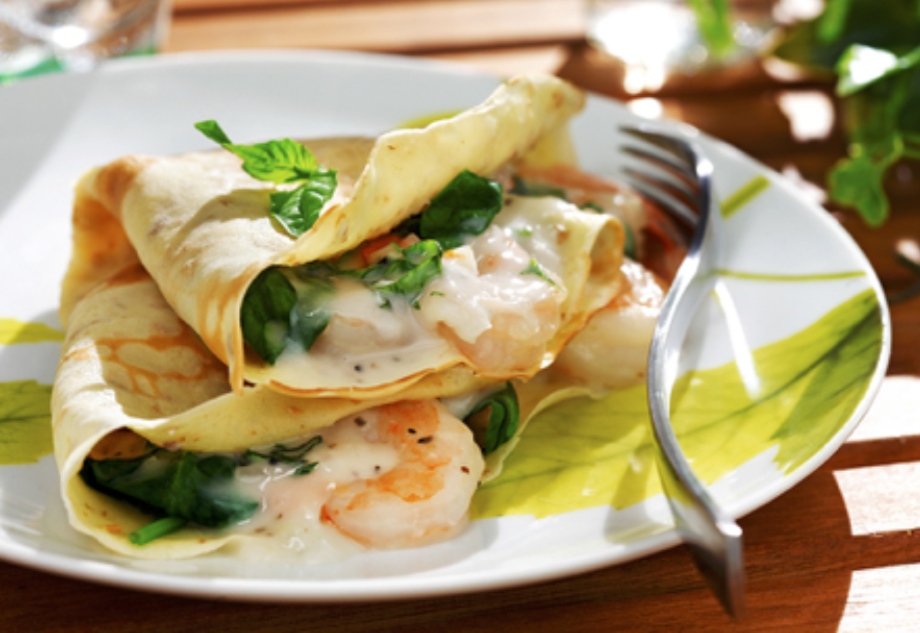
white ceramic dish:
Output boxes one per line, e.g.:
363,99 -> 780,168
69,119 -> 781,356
0,50 -> 890,602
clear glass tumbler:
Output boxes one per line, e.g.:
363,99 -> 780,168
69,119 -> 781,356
0,0 -> 172,83
586,0 -> 776,93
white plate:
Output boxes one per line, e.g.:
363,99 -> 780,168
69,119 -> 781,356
0,50 -> 890,602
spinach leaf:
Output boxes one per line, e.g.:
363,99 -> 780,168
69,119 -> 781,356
419,170 -> 504,250
243,435 -> 322,476
465,382 -> 520,455
289,279 -> 334,353
195,120 -> 337,237
80,450 -> 259,538
240,268 -> 298,365
359,240 -> 444,308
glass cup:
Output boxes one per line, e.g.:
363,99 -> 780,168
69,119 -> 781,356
0,0 -> 172,83
586,0 -> 776,94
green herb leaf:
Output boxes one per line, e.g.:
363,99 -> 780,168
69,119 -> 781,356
195,120 -> 337,237
244,436 -> 323,472
520,258 -> 560,289
195,120 -> 319,183
129,517 -> 188,546
369,241 -> 443,308
269,169 -> 338,237
419,170 -> 504,250
194,119 -> 233,146
81,450 -> 259,534
240,268 -> 298,364
289,280 -> 334,353
465,382 -> 520,455
353,240 -> 444,308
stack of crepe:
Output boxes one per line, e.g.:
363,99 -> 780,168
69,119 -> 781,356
52,74 -> 637,559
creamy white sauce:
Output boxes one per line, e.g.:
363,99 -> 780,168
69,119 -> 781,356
269,192 -> 579,385
224,409 -> 397,564
216,400 -> 484,565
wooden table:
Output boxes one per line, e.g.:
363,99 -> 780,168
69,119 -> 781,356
5,1 -> 920,630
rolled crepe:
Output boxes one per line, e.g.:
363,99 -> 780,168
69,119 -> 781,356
53,264 -> 496,558
64,74 -> 624,398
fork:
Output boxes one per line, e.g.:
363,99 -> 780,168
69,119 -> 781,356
619,124 -> 746,619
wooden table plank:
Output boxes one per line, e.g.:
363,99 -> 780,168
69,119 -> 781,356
166,0 -> 585,55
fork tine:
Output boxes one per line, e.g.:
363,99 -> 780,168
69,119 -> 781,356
620,145 -> 698,182
623,166 -> 699,230
621,125 -> 699,169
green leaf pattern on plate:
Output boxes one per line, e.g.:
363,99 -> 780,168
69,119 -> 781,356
0,318 -> 60,465
473,176 -> 885,520
473,288 -> 882,520
0,318 -> 64,345
0,380 -> 54,465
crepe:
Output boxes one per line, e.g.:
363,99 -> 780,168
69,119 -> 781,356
63,74 -> 624,399
54,264 -> 498,558
53,73 -> 647,559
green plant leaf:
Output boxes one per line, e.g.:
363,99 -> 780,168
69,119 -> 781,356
0,380 -> 54,465
687,0 -> 735,57
473,289 -> 882,520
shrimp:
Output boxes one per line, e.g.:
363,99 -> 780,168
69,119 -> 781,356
322,400 -> 484,548
510,164 -> 687,280
552,259 -> 667,389
245,400 -> 483,553
418,225 -> 565,375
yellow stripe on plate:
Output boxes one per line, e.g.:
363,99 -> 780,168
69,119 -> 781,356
0,318 -> 64,345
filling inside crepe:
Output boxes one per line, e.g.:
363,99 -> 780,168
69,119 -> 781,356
240,168 -> 602,388
81,399 -> 488,554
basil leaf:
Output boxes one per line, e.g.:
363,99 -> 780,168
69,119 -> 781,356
240,268 -> 297,365
81,450 -> 259,534
195,120 -> 318,184
465,382 -> 520,455
194,119 -> 233,145
270,169 -> 338,239
195,120 -> 338,237
419,170 -> 504,250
